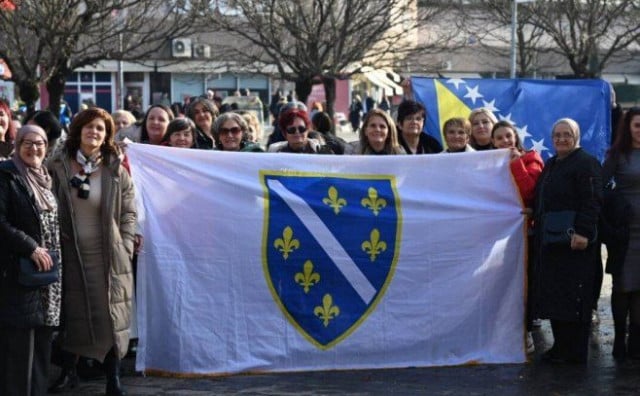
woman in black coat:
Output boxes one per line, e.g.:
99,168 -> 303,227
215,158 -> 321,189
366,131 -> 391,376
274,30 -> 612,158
0,125 -> 61,395
533,118 -> 602,364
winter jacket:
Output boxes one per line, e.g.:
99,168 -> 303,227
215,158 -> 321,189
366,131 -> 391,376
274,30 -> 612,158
48,150 -> 136,359
0,160 -> 46,328
533,148 -> 602,322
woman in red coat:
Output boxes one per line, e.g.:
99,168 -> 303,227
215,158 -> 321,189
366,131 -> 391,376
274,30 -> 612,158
492,120 -> 544,208
492,120 -> 544,353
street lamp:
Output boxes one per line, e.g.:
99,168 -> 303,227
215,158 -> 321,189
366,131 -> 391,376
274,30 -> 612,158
510,0 -> 535,79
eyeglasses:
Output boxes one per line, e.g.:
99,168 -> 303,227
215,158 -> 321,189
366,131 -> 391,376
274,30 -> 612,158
219,126 -> 242,135
22,140 -> 46,149
552,132 -> 574,141
286,126 -> 307,135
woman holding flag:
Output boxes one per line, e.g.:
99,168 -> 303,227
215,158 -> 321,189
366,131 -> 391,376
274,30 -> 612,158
492,120 -> 543,353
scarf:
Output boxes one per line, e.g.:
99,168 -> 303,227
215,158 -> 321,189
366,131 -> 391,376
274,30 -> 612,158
70,150 -> 102,199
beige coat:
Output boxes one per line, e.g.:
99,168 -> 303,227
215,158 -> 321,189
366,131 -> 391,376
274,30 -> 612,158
49,151 -> 136,360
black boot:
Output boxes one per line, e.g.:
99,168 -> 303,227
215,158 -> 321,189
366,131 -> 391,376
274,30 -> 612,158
104,348 -> 127,396
611,292 -> 629,361
48,352 -> 80,393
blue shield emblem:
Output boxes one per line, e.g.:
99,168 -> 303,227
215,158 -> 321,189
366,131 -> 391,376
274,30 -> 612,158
261,172 -> 401,349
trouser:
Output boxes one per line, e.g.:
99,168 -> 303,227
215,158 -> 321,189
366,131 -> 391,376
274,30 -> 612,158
550,319 -> 591,362
611,290 -> 640,356
0,325 -> 54,396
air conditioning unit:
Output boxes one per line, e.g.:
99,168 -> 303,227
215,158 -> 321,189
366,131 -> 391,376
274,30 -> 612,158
193,43 -> 211,59
439,60 -> 452,71
172,38 -> 192,58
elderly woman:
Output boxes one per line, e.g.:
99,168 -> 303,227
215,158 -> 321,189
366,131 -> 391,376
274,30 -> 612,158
25,110 -> 64,156
268,108 -> 322,153
115,104 -> 174,145
213,112 -> 263,152
469,107 -> 498,151
49,108 -> 136,395
186,97 -> 218,149
533,118 -> 602,364
0,99 -> 16,159
396,100 -> 442,154
0,125 -> 61,395
349,109 -> 405,155
161,118 -> 197,148
111,109 -> 137,133
443,117 -> 475,153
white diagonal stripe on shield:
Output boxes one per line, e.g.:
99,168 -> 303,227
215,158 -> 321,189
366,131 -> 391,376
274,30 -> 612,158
267,179 -> 376,304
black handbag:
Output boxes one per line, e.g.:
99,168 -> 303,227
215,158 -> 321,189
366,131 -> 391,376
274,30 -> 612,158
541,210 -> 576,247
18,250 -> 60,287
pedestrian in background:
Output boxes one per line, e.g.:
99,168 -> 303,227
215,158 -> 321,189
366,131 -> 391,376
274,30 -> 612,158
0,98 -> 16,159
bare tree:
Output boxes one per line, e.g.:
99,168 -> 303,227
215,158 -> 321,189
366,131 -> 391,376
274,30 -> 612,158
203,0 -> 459,118
464,0 -> 640,78
458,0 -> 552,77
0,0 -> 203,116
527,0 -> 640,78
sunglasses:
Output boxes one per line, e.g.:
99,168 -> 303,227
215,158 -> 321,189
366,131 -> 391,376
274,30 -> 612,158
219,127 -> 242,135
286,126 -> 307,135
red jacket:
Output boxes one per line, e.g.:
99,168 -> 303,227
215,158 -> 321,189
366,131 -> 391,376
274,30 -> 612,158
510,150 -> 543,208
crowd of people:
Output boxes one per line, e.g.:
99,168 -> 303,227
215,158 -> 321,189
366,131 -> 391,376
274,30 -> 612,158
0,88 -> 637,395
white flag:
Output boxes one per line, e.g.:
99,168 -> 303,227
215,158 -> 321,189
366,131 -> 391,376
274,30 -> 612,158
127,144 -> 526,375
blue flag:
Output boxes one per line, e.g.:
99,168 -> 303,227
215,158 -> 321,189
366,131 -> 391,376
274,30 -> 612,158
411,77 -> 611,161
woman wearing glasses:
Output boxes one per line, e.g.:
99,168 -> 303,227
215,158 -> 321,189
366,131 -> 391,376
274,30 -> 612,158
268,108 -> 323,153
533,118 -> 602,364
0,125 -> 61,396
213,113 -> 263,152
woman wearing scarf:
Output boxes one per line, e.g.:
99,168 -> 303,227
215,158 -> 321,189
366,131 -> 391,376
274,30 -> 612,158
0,125 -> 61,395
533,118 -> 602,364
48,108 -> 136,396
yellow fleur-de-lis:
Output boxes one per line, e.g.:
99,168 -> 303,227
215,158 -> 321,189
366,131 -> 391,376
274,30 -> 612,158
314,294 -> 340,327
361,187 -> 386,216
322,186 -> 347,215
273,226 -> 299,259
361,228 -> 387,262
294,260 -> 320,293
